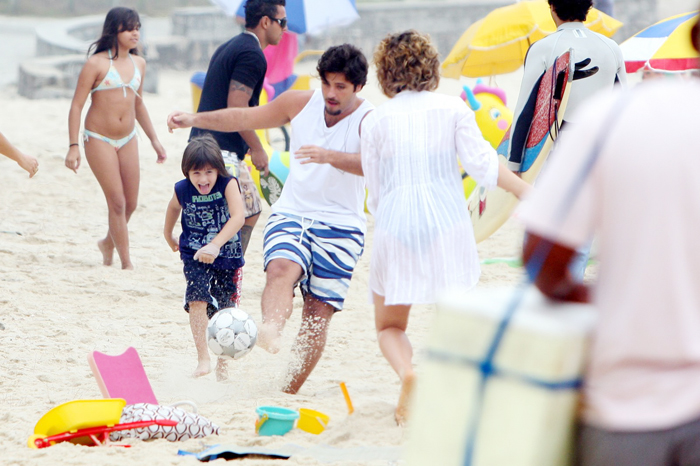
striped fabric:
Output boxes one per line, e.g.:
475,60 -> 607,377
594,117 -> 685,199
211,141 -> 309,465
263,213 -> 364,310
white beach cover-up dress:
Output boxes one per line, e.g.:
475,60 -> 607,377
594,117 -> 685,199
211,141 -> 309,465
361,90 -> 499,305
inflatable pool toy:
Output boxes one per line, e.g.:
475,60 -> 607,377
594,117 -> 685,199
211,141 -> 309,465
27,398 -> 177,448
189,71 -> 206,113
461,82 -> 513,150
240,129 -> 290,206
468,50 -> 574,243
460,82 -> 514,201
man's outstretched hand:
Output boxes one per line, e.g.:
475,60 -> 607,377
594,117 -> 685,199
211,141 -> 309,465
167,111 -> 196,133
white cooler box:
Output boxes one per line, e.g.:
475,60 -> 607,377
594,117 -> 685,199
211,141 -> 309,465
406,286 -> 597,466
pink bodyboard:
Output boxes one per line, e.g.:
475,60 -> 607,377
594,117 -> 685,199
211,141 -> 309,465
88,347 -> 159,406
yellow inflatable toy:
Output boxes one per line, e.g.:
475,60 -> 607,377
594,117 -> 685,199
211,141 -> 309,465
460,82 -> 514,200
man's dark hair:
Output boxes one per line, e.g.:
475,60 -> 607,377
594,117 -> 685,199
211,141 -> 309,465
245,0 -> 286,29
548,0 -> 592,22
316,44 -> 368,89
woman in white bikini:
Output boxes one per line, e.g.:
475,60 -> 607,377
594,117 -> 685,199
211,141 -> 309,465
66,6 -> 166,270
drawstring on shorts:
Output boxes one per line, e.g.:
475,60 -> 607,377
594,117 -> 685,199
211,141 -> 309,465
298,217 -> 315,244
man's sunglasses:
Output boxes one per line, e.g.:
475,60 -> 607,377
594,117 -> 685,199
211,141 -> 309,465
267,16 -> 287,28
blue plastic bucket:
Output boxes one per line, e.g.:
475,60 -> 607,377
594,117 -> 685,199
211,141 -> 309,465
255,406 -> 299,436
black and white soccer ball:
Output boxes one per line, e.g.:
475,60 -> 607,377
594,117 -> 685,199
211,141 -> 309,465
207,307 -> 257,360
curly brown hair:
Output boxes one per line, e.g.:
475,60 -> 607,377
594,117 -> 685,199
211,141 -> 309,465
374,30 -> 440,98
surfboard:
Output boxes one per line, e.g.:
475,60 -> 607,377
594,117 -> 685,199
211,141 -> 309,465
467,49 -> 574,244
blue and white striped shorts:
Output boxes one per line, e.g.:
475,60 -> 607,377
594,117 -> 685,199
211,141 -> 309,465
263,212 -> 365,310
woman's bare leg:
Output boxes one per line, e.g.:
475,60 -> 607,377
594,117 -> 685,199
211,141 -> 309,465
85,136 -> 139,269
374,293 -> 415,426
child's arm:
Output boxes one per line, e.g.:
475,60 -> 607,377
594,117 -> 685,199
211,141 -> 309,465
164,192 -> 182,252
134,57 -> 167,164
0,131 -> 38,177
193,179 -> 246,264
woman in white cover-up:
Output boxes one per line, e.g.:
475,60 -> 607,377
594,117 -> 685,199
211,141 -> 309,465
360,30 -> 530,425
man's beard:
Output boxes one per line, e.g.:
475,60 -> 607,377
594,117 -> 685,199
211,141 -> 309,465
325,104 -> 342,116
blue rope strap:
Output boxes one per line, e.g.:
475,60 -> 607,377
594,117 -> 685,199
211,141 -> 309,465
425,349 -> 583,391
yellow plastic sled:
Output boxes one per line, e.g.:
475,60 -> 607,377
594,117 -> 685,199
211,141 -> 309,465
28,398 -> 177,449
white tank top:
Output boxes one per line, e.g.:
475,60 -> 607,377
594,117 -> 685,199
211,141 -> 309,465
272,89 -> 374,232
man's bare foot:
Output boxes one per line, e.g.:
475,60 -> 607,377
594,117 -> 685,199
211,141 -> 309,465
98,239 -> 113,266
215,358 -> 229,382
192,360 -> 211,378
121,262 -> 134,270
257,324 -> 281,354
395,372 -> 416,426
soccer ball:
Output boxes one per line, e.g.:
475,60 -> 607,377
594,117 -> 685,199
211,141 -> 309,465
207,307 -> 258,360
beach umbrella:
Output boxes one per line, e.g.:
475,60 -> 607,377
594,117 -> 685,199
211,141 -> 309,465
209,0 -> 359,36
442,0 -> 623,78
620,11 -> 699,73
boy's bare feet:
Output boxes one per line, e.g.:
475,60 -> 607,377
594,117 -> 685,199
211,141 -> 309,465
98,239 -> 113,266
192,359 -> 211,378
257,323 -> 281,354
215,358 -> 229,382
395,372 -> 416,426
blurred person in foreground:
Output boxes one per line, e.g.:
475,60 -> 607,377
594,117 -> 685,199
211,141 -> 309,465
521,10 -> 700,466
361,31 -> 530,425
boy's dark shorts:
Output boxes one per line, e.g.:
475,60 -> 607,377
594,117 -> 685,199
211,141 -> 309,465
183,259 -> 238,319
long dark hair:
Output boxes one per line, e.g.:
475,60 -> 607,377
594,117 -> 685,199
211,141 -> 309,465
88,7 -> 141,59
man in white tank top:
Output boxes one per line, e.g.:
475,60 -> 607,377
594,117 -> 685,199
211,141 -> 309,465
168,44 -> 374,394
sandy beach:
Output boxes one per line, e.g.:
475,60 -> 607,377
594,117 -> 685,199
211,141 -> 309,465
0,56 -> 537,465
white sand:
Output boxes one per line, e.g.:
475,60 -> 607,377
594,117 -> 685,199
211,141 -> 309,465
0,68 -> 531,465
